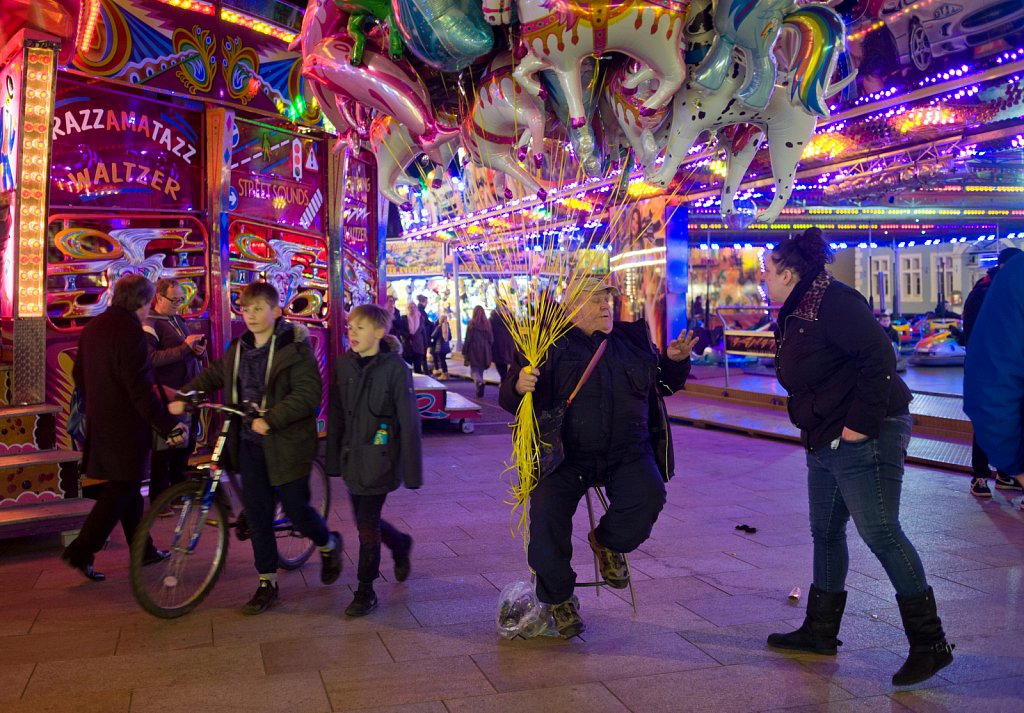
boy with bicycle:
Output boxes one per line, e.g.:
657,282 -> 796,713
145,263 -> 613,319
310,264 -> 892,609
327,304 -> 422,617
170,282 -> 341,614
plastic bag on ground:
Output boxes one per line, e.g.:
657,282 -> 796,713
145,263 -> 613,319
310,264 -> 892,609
496,580 -> 558,639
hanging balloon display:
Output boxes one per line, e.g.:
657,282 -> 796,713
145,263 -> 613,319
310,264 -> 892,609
294,0 -> 851,224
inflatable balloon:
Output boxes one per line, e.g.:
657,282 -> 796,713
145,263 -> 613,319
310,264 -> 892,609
461,53 -> 548,200
302,35 -> 458,158
393,0 -> 495,73
510,0 -> 690,132
648,4 -> 851,224
601,61 -> 670,169
370,115 -> 457,208
693,0 -> 792,110
539,60 -> 603,177
335,0 -> 405,65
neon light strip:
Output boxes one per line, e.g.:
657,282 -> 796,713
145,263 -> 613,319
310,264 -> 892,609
16,46 -> 57,318
610,246 -> 666,262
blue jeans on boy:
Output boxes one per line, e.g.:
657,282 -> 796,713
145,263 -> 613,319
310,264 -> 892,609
239,440 -> 330,575
806,414 -> 928,597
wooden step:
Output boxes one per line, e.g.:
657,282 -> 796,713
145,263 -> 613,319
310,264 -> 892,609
0,449 -> 82,506
0,364 -> 10,407
0,497 -> 93,540
0,404 -> 62,455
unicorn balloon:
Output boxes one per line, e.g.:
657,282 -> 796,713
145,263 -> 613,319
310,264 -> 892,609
461,53 -> 548,200
370,114 -> 457,208
648,4 -> 853,224
489,0 -> 690,133
693,0 -> 793,110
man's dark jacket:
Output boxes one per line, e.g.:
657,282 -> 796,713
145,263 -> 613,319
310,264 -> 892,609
325,340 -> 422,494
73,306 -> 180,482
490,310 -> 516,365
775,271 -> 912,451
960,270 -> 995,346
144,313 -> 202,389
183,320 -> 322,486
499,319 -> 690,480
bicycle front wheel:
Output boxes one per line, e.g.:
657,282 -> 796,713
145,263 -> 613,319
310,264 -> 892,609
277,458 -> 330,570
131,480 -> 230,618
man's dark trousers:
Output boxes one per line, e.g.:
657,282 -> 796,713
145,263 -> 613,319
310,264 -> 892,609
528,450 -> 665,604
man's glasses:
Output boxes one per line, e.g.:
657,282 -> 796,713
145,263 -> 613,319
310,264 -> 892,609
161,294 -> 186,305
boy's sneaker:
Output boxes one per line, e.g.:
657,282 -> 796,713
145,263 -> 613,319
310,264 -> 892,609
588,530 -> 629,589
995,473 -> 1023,491
393,534 -> 413,582
551,597 -> 585,638
345,589 -> 378,617
970,477 -> 993,498
242,580 -> 279,615
321,531 -> 343,585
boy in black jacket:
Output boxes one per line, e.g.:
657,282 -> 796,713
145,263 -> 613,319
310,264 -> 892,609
327,304 -> 422,617
171,282 -> 341,614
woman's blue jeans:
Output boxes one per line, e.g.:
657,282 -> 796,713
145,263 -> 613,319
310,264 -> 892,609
806,414 -> 928,596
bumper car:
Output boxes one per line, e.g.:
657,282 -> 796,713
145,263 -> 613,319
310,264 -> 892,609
907,330 -> 966,367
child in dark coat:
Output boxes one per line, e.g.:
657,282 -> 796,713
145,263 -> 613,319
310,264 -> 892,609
327,304 -> 423,616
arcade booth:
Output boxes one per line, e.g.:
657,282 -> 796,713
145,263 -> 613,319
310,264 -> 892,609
0,0 -> 381,538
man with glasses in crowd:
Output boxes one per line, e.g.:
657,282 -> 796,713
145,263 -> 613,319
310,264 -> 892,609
144,278 -> 206,510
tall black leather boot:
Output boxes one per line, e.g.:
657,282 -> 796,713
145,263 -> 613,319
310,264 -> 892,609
767,584 -> 846,655
892,587 -> 954,685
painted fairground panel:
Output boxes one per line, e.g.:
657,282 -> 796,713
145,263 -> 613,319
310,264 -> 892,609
688,246 -> 768,329
385,239 -> 445,276
229,119 -> 325,233
43,214 -> 210,450
342,248 -> 377,314
343,153 -> 375,260
69,0 -> 318,124
1,53 -> 23,325
49,80 -> 203,211
607,195 -> 673,352
227,220 -> 328,322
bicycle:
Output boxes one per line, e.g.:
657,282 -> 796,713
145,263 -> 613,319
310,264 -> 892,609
130,394 -> 330,618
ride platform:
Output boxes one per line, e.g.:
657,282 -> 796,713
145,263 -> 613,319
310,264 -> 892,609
669,366 -> 973,473
413,373 -> 480,433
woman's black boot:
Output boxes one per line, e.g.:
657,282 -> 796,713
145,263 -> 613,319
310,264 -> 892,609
767,584 -> 846,655
892,587 -> 954,685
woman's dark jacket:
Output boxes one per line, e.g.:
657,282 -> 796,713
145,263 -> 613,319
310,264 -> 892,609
401,315 -> 428,356
463,323 -> 493,370
499,319 -> 690,480
182,320 -> 322,486
325,342 -> 423,495
144,314 -> 202,389
430,322 -> 451,355
774,271 -> 912,451
73,306 -> 180,482
490,311 -> 516,365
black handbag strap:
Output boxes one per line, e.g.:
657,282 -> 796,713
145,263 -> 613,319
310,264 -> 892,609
566,340 -> 607,407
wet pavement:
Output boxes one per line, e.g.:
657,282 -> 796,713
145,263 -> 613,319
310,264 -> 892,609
0,380 -> 1022,712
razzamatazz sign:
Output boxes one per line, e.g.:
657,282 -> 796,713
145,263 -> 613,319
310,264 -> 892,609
228,120 -> 324,231
49,81 -> 202,210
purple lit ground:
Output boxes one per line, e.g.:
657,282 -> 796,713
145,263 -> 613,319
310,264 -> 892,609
0,381 -> 1022,712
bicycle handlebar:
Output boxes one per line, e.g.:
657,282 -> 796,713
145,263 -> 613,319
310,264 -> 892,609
173,391 -> 262,420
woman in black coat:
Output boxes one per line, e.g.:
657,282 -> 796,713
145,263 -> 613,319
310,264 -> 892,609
63,275 -> 184,581
489,307 -> 516,382
763,228 -> 952,686
400,302 -> 429,374
462,305 -> 493,397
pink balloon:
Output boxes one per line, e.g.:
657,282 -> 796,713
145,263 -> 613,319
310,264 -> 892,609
302,36 -> 456,156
